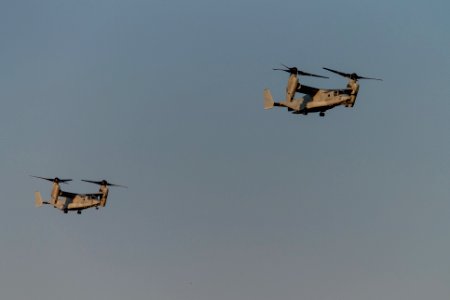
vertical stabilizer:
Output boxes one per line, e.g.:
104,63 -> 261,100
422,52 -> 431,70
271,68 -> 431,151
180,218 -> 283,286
34,192 -> 43,207
263,89 -> 275,109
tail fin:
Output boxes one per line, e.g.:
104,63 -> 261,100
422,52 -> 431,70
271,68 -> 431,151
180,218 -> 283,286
263,89 -> 275,109
34,192 -> 43,207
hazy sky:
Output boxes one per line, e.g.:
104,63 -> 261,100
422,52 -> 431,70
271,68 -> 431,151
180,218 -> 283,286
1,0 -> 450,299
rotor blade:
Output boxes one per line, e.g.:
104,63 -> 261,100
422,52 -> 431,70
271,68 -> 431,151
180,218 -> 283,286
356,75 -> 383,81
323,67 -> 382,81
30,175 -> 72,183
297,70 -> 329,79
274,65 -> 328,78
323,67 -> 351,78
30,175 -> 53,181
272,68 -> 290,73
81,179 -> 102,185
108,183 -> 128,188
81,179 -> 128,188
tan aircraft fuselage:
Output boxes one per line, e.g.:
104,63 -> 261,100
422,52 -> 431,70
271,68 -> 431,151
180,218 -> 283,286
264,75 -> 360,116
35,182 -> 109,214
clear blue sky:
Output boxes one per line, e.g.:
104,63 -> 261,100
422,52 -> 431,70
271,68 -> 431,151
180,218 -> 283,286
1,0 -> 450,299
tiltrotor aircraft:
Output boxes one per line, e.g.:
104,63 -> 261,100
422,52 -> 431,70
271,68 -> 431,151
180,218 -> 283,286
32,176 -> 127,214
264,65 -> 381,117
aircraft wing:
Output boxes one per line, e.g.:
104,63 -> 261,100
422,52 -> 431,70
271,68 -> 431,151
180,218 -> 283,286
297,84 -> 320,95
59,191 -> 102,199
298,84 -> 351,95
84,192 -> 103,198
332,88 -> 352,94
59,190 -> 78,199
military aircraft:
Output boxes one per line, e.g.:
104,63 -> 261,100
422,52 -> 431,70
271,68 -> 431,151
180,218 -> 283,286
264,65 -> 381,117
32,176 -> 127,214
